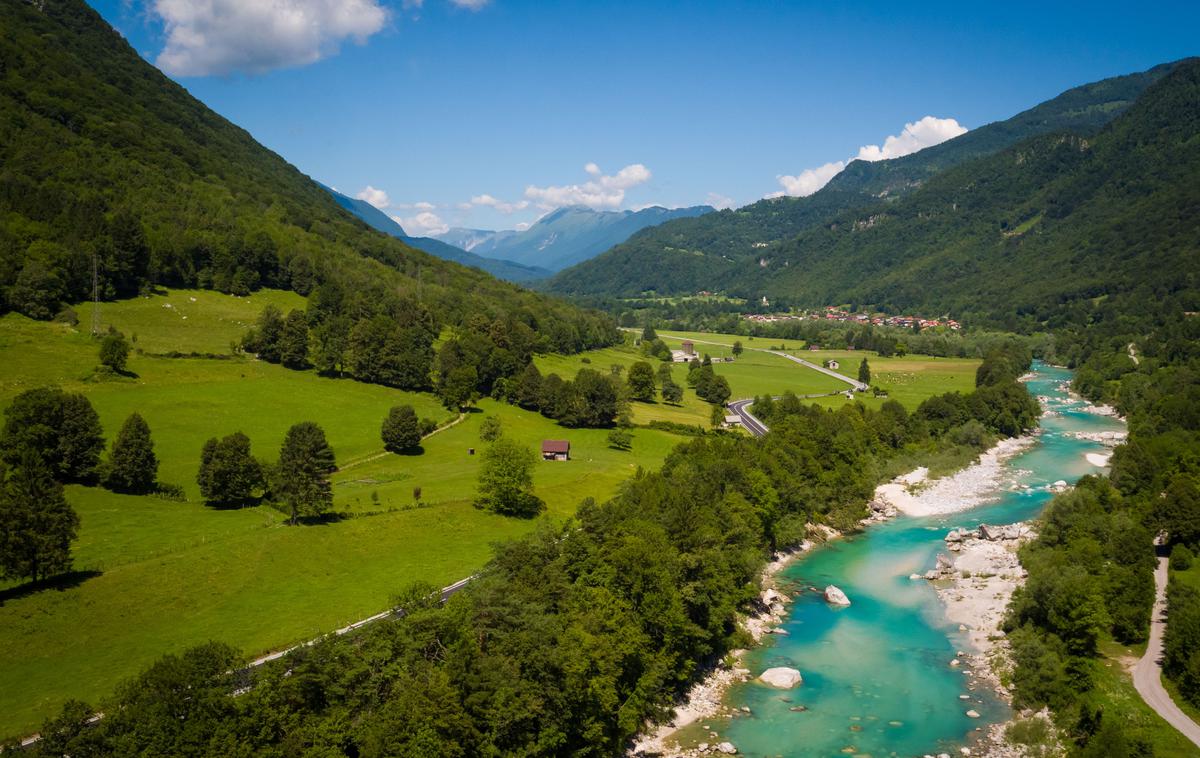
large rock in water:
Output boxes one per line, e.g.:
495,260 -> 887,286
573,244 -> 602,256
824,585 -> 851,606
759,667 -> 803,688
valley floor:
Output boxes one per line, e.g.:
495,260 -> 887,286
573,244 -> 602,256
0,293 -> 980,738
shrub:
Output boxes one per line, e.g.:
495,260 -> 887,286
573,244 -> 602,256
1172,544 -> 1195,571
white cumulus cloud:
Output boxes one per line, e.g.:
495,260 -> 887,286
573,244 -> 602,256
524,163 -> 652,211
151,0 -> 389,77
393,210 -> 449,237
770,161 -> 847,199
770,116 -> 967,198
449,0 -> 491,9
356,185 -> 390,209
855,116 -> 967,162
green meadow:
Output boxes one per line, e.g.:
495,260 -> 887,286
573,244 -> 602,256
653,330 -> 980,410
0,293 -> 979,737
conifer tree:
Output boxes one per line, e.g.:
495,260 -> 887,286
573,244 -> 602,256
381,406 -> 422,453
105,413 -> 158,493
0,453 -> 79,583
276,422 -> 336,525
279,309 -> 309,369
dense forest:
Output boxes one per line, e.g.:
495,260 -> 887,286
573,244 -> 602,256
545,62 -> 1176,301
999,306 -> 1200,754
17,351 -> 1039,756
0,0 -> 617,356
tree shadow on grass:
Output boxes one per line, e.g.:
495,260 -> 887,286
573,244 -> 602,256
294,511 -> 354,526
0,569 -> 103,606
203,496 -> 265,512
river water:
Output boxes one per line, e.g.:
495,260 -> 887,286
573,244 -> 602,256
699,363 -> 1127,757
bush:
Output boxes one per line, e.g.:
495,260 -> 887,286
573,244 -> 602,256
99,330 -> 131,372
1172,544 -> 1195,571
607,428 -> 632,451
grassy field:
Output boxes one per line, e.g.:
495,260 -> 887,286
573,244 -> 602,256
654,330 -> 980,411
0,299 -> 984,737
0,290 -> 694,737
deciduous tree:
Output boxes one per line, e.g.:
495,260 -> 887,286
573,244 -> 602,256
197,433 -> 264,505
99,330 -> 130,373
479,415 -> 503,442
627,361 -> 656,402
474,438 -> 541,517
1,387 -> 104,481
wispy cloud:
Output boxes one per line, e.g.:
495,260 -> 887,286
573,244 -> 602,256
468,194 -> 530,214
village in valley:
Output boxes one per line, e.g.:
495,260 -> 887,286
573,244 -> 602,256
743,305 -> 962,331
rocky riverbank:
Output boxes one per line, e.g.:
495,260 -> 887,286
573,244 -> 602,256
873,436 -> 1037,518
922,522 -> 1065,757
629,532 -> 832,758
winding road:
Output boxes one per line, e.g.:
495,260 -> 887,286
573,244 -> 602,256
1132,554 -> 1200,748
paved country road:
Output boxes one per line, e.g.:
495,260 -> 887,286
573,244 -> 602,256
762,349 -> 868,391
727,398 -> 770,436
1132,555 -> 1200,748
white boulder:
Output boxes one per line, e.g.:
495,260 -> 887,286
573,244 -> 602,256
758,667 -> 803,688
717,741 -> 738,754
824,585 -> 851,606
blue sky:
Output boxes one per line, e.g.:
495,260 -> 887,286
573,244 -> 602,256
89,0 -> 1198,235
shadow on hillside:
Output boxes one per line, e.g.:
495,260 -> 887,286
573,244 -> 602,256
0,569 -> 103,606
204,497 -> 264,511
295,511 -> 353,526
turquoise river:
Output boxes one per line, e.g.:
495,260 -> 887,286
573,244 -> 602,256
697,363 -> 1126,757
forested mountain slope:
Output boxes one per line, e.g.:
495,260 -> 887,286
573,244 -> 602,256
0,0 -> 614,351
323,187 -> 551,282
546,61 -> 1179,298
743,57 -> 1200,331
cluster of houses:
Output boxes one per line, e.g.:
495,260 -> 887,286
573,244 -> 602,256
743,306 -> 960,330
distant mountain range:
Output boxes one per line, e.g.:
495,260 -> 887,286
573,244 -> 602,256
322,188 -> 552,283
546,61 -> 1182,303
434,204 -> 714,272
547,58 -> 1200,333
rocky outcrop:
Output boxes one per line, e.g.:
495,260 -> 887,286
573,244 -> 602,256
758,667 -> 803,688
823,585 -> 851,606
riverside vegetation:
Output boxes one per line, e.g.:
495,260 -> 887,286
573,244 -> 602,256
15,350 -> 1040,756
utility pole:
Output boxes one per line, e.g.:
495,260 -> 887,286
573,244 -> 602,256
91,252 -> 100,337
